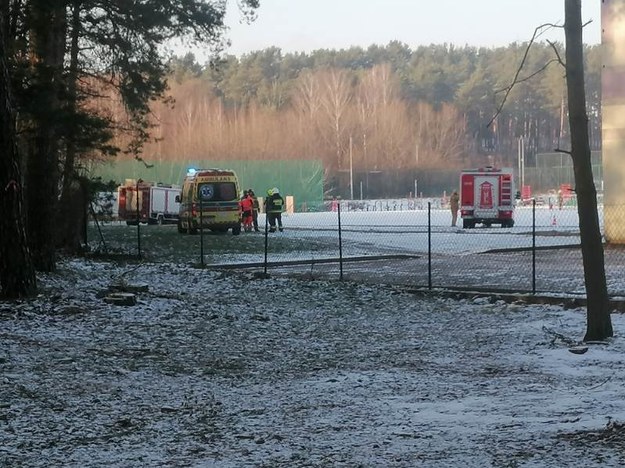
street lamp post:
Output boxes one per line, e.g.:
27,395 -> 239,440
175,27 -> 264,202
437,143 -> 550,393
136,178 -> 143,258
363,133 -> 368,197
517,137 -> 525,194
349,135 -> 354,200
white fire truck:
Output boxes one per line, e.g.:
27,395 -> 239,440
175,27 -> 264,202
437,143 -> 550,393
117,180 -> 181,225
459,166 -> 515,228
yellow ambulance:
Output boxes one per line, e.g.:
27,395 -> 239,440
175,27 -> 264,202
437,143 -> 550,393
176,168 -> 242,235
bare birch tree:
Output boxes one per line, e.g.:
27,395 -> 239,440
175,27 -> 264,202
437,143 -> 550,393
319,68 -> 353,171
293,70 -> 323,159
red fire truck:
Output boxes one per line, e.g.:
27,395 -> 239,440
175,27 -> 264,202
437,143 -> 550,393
459,166 -> 515,228
117,180 -> 181,225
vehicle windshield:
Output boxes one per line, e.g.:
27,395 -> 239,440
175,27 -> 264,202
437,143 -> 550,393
197,182 -> 237,202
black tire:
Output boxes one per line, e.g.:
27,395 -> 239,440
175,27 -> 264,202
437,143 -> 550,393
126,220 -> 138,226
502,219 -> 514,228
463,219 -> 473,229
484,221 -> 492,228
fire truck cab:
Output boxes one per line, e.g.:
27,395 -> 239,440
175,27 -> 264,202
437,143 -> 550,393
459,166 -> 515,229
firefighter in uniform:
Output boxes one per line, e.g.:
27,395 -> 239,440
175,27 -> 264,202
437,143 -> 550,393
450,190 -> 460,227
265,187 -> 284,232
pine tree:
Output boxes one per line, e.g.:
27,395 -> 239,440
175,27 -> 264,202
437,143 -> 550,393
0,17 -> 37,298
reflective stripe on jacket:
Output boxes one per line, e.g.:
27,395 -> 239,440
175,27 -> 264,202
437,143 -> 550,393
266,194 -> 284,213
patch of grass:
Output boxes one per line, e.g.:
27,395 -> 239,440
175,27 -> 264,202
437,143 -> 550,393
87,224 -> 339,265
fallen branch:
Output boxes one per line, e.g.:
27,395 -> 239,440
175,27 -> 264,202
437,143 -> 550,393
588,377 -> 611,390
542,325 -> 579,346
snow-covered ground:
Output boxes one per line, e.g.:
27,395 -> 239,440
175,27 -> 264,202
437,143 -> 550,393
2,259 -> 625,467
280,204 -> 583,253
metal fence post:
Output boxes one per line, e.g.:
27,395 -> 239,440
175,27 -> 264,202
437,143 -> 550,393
428,201 -> 432,290
199,197 -> 204,267
532,198 -> 536,294
136,180 -> 141,259
263,210 -> 269,276
338,200 -> 343,281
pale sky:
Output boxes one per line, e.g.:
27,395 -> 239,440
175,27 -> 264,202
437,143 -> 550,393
221,0 -> 602,56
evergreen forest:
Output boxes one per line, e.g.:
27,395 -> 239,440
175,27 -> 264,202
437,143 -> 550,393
103,41 -> 603,197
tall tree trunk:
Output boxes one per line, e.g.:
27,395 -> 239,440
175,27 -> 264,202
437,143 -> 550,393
564,0 -> 613,340
26,0 -> 66,271
0,16 -> 37,298
58,0 -> 84,252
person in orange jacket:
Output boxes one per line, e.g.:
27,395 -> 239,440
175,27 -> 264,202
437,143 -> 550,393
239,191 -> 254,232
247,188 -> 260,232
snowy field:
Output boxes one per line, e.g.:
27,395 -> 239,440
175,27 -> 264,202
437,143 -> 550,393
2,260 -> 625,467
280,204 -> 583,254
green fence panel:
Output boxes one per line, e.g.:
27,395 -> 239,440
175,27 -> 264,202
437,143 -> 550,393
91,159 -> 325,211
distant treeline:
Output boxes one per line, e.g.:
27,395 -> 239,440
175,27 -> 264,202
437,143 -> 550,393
108,41 -> 600,197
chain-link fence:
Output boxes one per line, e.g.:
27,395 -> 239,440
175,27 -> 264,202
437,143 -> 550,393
87,198 -> 625,298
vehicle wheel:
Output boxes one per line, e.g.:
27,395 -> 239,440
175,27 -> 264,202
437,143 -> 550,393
232,225 -> 241,235
462,219 -> 472,229
126,220 -> 138,226
185,220 -> 198,234
484,221 -> 492,228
